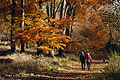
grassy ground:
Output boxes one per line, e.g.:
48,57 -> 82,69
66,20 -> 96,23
0,41 -> 109,80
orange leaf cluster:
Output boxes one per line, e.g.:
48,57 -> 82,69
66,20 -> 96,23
14,10 -> 71,51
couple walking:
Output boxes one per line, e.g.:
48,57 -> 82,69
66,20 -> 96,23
80,51 -> 92,70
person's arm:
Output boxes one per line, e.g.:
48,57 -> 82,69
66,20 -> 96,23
90,56 -> 92,62
85,55 -> 88,60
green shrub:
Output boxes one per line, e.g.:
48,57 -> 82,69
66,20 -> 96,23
104,52 -> 120,80
105,53 -> 120,73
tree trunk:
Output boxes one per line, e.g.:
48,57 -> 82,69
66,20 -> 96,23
26,43 -> 28,48
66,1 -> 76,37
58,1 -> 76,56
39,0 -> 42,8
70,8 -> 75,37
46,3 -> 50,22
60,0 -> 64,19
53,0 -> 56,19
58,0 -> 65,57
50,3 -> 53,17
11,0 -> 16,52
36,2 -> 44,55
37,41 -> 43,56
20,0 -> 25,53
65,28 -> 69,36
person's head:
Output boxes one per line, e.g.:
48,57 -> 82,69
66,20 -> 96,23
87,53 -> 90,55
82,51 -> 84,54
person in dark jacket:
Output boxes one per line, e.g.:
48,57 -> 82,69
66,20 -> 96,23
80,51 -> 86,70
86,53 -> 92,70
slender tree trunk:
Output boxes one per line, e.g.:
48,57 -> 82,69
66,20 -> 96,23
58,0 -> 65,57
53,0 -> 56,19
47,0 -> 56,57
36,1 -> 44,56
60,0 -> 64,18
39,0 -> 42,8
26,43 -> 28,48
58,1 -> 76,56
65,28 -> 69,36
11,0 -> 16,52
46,3 -> 52,56
66,1 -> 76,37
50,3 -> 53,17
37,41 -> 43,56
65,3 -> 71,37
70,7 -> 75,37
46,3 -> 50,22
20,0 -> 25,53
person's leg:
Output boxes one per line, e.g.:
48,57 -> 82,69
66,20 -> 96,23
87,63 -> 89,70
89,63 -> 91,70
83,62 -> 85,70
81,62 -> 84,70
87,63 -> 91,70
87,63 -> 88,70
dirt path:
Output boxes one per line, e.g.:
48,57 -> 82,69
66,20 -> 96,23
2,60 -> 107,80
51,59 -> 107,80
0,41 -> 108,80
1,59 -> 107,80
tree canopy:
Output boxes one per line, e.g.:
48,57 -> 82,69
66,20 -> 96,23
0,0 -> 119,54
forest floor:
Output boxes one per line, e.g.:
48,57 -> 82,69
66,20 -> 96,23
0,41 -> 109,80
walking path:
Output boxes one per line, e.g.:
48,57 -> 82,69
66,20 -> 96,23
0,41 -> 108,80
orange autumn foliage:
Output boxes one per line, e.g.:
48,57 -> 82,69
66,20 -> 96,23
78,8 -> 109,50
14,9 -> 71,51
0,0 -> 109,52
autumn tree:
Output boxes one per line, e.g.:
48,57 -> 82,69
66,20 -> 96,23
101,1 -> 120,53
19,0 -> 25,53
41,0 -> 109,54
12,0 -> 71,55
10,0 -> 16,52
72,1 -> 110,52
37,0 -> 78,56
0,0 -> 16,51
0,0 -> 110,55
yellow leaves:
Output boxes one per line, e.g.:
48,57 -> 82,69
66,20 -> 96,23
56,44 -> 65,50
15,16 -> 70,51
51,43 -> 66,50
25,20 -> 32,25
13,0 -> 75,52
35,34 -> 41,40
60,44 -> 66,47
37,42 -> 66,51
56,0 -> 61,2
38,46 -> 52,51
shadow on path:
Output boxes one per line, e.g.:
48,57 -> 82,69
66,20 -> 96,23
3,72 -> 107,80
0,50 -> 12,56
0,58 -> 13,64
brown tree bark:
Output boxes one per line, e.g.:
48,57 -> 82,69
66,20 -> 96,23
20,0 -> 25,53
11,0 -> 16,52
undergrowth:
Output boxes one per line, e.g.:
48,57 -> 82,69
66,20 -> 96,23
103,52 -> 120,80
0,53 -> 78,76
